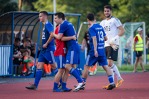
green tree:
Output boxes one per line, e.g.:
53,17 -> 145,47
33,0 -> 109,22
110,0 -> 149,33
0,0 -> 18,15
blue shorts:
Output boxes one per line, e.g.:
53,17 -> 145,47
38,50 -> 55,64
66,50 -> 80,64
86,54 -> 108,67
55,55 -> 65,69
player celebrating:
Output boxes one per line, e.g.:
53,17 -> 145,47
100,5 -> 125,89
81,13 -> 115,90
25,11 -> 57,90
53,12 -> 84,92
52,24 -> 76,92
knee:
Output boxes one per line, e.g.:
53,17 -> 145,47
108,62 -> 113,67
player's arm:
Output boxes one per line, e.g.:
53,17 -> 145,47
133,36 -> 138,51
61,35 -> 76,41
53,33 -> 63,40
43,32 -> 54,48
81,39 -> 87,50
104,36 -> 108,41
92,36 -> 98,57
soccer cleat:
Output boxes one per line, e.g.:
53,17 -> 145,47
102,84 -> 110,89
62,88 -> 72,92
73,82 -> 85,92
106,84 -> 116,90
116,79 -> 124,88
53,88 -> 63,92
25,84 -> 37,90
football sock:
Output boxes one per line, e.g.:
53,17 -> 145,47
34,69 -> 43,87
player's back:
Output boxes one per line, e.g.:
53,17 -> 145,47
89,24 -> 106,56
59,21 -> 79,50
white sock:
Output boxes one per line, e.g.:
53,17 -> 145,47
110,68 -> 115,81
112,64 -> 122,81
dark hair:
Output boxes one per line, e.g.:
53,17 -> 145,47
40,11 -> 48,16
55,12 -> 65,20
15,38 -> 20,42
22,38 -> 30,43
104,5 -> 112,10
87,13 -> 94,21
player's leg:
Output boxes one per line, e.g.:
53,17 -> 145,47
61,68 -> 72,92
138,52 -> 146,72
109,47 -> 124,87
65,50 -> 84,92
133,51 -> 140,72
25,61 -> 44,90
53,56 -> 71,92
98,55 -> 115,90
102,66 -> 115,90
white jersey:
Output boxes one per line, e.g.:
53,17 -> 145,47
100,16 -> 122,47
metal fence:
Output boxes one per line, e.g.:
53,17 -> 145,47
0,45 -> 12,76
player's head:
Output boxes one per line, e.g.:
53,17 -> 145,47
54,12 -> 65,24
14,38 -> 20,46
104,5 -> 112,18
39,11 -> 48,22
137,27 -> 143,34
87,13 -> 95,25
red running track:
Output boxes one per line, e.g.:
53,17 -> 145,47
0,72 -> 149,99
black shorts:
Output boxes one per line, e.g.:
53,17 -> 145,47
135,51 -> 143,57
105,46 -> 118,61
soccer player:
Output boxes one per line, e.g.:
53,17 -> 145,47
100,5 -> 124,88
25,11 -> 57,90
53,12 -> 84,92
81,13 -> 115,90
52,24 -> 76,92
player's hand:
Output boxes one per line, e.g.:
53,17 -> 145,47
111,44 -> 118,51
110,35 -> 119,45
50,33 -> 54,37
72,35 -> 76,40
43,43 -> 48,48
94,50 -> 98,57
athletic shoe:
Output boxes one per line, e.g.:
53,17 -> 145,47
53,88 -> 63,92
116,79 -> 124,88
62,88 -> 72,92
25,84 -> 37,90
102,84 -> 109,89
106,84 -> 116,90
73,82 -> 85,92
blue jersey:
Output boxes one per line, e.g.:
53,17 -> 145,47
59,21 -> 79,50
42,21 -> 54,50
88,24 -> 106,56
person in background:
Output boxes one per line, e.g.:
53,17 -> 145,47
81,31 -> 97,76
133,27 -> 146,72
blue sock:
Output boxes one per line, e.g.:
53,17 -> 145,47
108,75 -> 114,84
34,69 -> 43,87
69,68 -> 83,83
62,82 -> 66,89
82,78 -> 86,82
60,79 -> 62,84
53,82 -> 58,89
